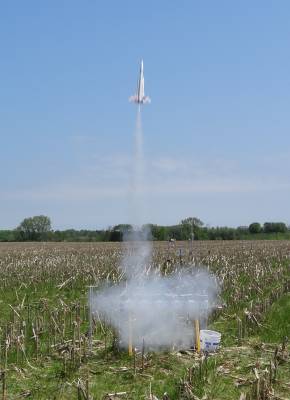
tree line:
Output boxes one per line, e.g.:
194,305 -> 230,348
0,215 -> 290,242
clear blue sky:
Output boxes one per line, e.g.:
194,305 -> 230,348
1,1 -> 290,229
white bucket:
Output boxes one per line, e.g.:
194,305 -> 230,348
199,330 -> 221,352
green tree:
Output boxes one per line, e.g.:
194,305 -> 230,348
249,222 -> 262,234
111,224 -> 133,241
0,230 -> 16,242
263,222 -> 287,233
180,217 -> 204,227
16,215 -> 52,241
180,217 -> 204,240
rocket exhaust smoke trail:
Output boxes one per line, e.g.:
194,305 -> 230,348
131,105 -> 145,226
134,105 -> 143,198
122,103 -> 152,280
91,61 -> 220,350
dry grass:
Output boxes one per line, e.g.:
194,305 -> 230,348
0,240 -> 289,399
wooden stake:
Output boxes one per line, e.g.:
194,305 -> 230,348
128,315 -> 133,356
194,319 -> 200,353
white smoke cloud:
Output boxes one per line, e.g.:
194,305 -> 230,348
91,268 -> 219,350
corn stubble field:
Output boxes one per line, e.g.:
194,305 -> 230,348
0,241 -> 290,400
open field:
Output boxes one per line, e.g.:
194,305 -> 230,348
0,241 -> 289,399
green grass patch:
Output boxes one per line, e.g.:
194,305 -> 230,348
261,293 -> 290,343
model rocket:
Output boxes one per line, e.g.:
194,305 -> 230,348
129,60 -> 151,104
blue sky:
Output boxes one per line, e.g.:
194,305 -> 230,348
1,1 -> 290,229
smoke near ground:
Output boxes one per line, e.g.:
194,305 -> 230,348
92,269 -> 219,350
90,106 -> 220,350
